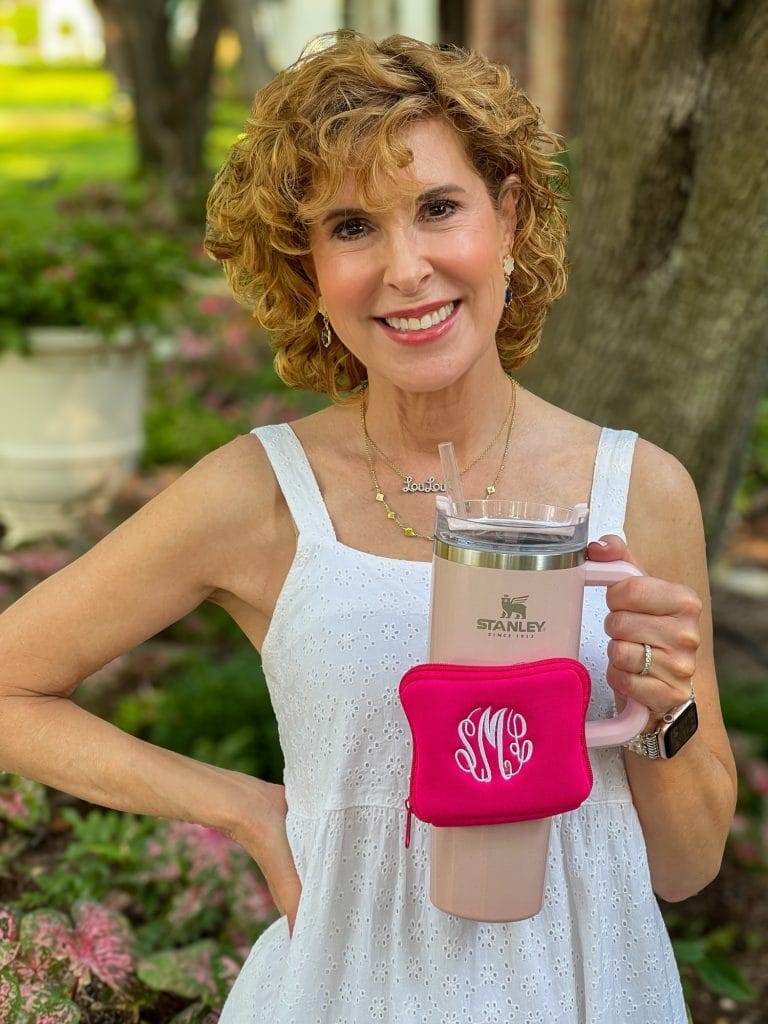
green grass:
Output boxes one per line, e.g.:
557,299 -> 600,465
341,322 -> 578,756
0,61 -> 249,222
0,62 -> 116,108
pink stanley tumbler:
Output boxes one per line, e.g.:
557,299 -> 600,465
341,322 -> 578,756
423,477 -> 649,923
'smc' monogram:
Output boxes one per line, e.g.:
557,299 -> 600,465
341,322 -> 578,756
455,706 -> 534,782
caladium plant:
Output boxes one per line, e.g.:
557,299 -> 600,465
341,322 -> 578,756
168,1002 -> 221,1024
137,939 -> 239,1006
0,899 -> 135,1023
0,776 -> 50,831
18,901 -> 135,989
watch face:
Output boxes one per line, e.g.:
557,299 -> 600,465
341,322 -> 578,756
662,703 -> 699,758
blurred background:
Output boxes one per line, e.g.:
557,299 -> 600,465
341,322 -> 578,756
0,2 -> 766,1022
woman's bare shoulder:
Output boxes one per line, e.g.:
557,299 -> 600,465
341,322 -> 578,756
518,388 -> 603,454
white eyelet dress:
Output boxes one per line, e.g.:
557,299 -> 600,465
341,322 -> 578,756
217,422 -> 689,1024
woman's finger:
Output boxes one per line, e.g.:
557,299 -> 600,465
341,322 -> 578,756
604,610 -> 699,655
605,574 -> 701,617
606,660 -> 695,716
606,637 -> 697,688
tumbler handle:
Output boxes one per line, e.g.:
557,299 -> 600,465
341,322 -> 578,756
582,558 -> 651,747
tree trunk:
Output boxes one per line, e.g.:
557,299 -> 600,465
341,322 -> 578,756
92,0 -> 225,212
221,0 -> 274,99
517,0 -> 768,564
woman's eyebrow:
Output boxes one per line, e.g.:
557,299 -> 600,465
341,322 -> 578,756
320,184 -> 467,225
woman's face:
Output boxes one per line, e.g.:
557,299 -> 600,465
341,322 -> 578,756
306,117 -> 518,393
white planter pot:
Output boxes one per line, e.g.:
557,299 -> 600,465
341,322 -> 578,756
0,326 -> 148,549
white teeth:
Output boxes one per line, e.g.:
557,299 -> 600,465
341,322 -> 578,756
384,301 -> 455,331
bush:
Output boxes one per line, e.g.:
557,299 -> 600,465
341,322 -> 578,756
0,213 -> 193,353
112,649 -> 284,784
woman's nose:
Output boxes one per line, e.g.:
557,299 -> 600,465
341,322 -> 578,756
381,234 -> 433,294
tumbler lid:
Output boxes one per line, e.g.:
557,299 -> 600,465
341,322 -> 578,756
433,498 -> 590,570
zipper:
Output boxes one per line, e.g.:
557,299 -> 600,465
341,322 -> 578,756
401,673 -> 420,850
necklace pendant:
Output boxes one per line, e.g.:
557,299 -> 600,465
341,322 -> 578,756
387,510 -> 396,519
375,490 -> 385,502
403,526 -> 415,537
402,475 -> 446,494
486,484 -> 496,495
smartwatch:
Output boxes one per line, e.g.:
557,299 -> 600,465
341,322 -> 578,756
623,694 -> 698,759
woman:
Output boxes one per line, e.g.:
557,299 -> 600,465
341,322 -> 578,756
0,29 -> 736,1024
200,29 -> 735,1021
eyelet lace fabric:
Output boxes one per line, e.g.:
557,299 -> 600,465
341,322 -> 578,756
218,423 -> 688,1024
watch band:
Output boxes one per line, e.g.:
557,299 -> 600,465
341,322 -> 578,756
624,729 -> 663,758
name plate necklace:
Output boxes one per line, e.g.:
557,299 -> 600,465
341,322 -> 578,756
360,376 -> 519,540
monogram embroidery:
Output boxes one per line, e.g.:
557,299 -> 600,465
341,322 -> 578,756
455,706 -> 533,782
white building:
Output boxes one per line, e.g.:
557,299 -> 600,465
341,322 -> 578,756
260,0 -> 438,72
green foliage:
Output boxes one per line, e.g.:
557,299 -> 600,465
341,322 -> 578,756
142,376 -> 248,468
137,940 -> 237,1006
0,776 -> 50,831
721,680 -> 768,758
672,926 -> 756,1002
112,650 -> 284,783
0,62 -> 248,224
0,63 -> 114,110
0,804 -> 276,1018
0,214 -> 193,351
16,810 -> 160,912
167,1001 -> 220,1024
0,969 -> 22,1022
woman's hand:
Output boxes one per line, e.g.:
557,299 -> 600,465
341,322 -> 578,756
587,534 -> 703,730
214,771 -> 303,938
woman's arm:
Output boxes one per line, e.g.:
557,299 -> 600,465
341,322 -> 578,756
0,436 -> 276,847
597,438 -> 738,904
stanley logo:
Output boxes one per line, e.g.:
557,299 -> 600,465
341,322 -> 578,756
476,594 -> 546,636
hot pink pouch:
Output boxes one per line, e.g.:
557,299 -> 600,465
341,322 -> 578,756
398,657 -> 594,847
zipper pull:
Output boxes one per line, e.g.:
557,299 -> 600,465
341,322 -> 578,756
404,797 -> 413,849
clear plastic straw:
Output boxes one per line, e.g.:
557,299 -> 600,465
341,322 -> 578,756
438,441 -> 467,516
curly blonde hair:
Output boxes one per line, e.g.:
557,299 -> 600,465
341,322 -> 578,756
205,29 -> 570,406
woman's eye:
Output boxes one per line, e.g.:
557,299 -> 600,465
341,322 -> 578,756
329,198 -> 456,240
424,199 -> 459,219
332,218 -> 367,241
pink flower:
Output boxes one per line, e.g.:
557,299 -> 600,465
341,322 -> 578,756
251,394 -> 297,426
176,328 -> 213,360
198,295 -> 229,316
231,872 -> 274,920
0,790 -> 27,820
166,822 -> 239,880
222,322 -> 249,350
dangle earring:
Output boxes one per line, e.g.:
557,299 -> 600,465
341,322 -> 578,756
503,254 -> 515,307
318,298 -> 332,348
321,313 -> 332,348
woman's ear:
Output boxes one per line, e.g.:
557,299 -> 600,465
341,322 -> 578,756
497,173 -> 522,253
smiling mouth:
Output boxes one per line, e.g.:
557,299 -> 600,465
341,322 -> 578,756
375,299 -> 461,331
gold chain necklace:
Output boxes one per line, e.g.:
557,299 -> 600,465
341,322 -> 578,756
365,377 -> 516,492
359,377 -> 519,542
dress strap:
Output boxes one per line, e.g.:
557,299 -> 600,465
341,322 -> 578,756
587,427 -> 639,544
250,423 -> 337,542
